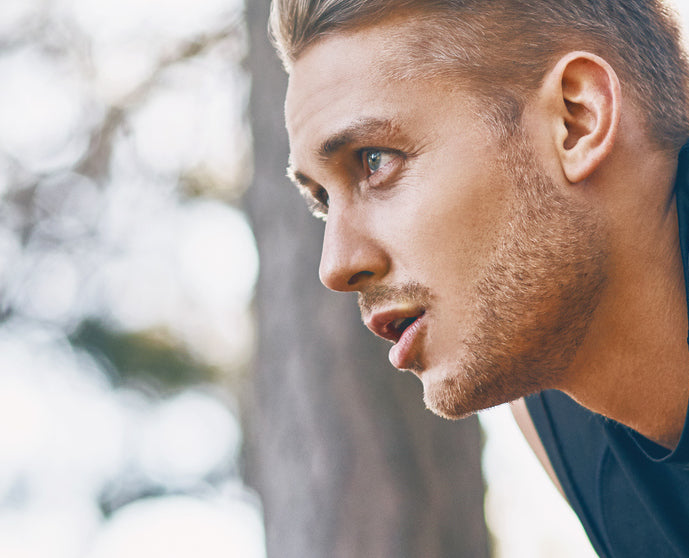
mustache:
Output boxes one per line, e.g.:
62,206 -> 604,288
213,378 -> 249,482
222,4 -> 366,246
357,282 -> 433,314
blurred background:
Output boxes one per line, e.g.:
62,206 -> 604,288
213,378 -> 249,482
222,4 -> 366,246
2,1 -> 689,556
0,0 -> 262,556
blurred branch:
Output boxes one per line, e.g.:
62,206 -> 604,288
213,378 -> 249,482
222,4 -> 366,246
2,19 -> 246,240
76,21 -> 245,180
0,11 -> 52,52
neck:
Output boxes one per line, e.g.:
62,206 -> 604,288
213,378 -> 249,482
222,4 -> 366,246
560,161 -> 689,450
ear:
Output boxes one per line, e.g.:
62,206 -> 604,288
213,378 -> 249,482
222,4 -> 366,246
543,52 -> 621,184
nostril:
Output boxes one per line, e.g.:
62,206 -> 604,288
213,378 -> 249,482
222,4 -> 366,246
347,270 -> 374,286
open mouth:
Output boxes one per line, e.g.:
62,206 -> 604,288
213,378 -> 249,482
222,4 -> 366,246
365,308 -> 426,343
387,316 -> 420,342
363,306 -> 427,370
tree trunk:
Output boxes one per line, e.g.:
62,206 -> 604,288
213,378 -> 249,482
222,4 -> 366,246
243,2 -> 490,556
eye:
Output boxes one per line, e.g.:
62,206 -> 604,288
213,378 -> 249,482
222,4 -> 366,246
363,149 -> 395,174
315,186 -> 329,209
309,186 -> 330,219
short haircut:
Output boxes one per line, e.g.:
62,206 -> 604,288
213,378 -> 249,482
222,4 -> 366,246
271,0 -> 689,150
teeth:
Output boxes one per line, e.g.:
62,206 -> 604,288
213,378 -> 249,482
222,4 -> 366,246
391,317 -> 416,334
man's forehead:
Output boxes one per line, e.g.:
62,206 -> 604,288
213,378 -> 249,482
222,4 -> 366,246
285,27 -> 392,125
284,23 -> 457,143
284,28 -> 402,170
283,16 -> 490,183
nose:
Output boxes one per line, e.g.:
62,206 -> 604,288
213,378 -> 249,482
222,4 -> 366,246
318,208 -> 389,292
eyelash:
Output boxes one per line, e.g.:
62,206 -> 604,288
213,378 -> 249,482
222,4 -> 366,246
302,186 -> 329,220
302,149 -> 401,220
314,187 -> 329,210
360,149 -> 394,175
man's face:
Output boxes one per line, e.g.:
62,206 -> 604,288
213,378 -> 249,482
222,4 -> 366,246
285,23 -> 607,418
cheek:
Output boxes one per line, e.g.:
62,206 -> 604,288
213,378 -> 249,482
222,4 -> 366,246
386,171 -> 513,283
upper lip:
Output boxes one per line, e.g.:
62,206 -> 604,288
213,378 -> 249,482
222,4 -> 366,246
364,307 -> 426,343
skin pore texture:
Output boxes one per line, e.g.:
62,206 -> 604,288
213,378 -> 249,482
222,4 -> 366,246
285,19 -> 689,449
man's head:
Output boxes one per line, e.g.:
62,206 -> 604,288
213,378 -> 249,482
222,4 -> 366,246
277,0 -> 689,418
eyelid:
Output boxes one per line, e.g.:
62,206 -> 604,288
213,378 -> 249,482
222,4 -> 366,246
360,149 -> 404,189
361,149 -> 398,175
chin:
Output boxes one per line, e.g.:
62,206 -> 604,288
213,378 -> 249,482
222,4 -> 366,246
420,369 -> 485,420
423,393 -> 483,421
419,363 -> 532,420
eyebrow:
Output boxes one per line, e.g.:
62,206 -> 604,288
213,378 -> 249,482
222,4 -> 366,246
287,117 -> 400,188
318,117 -> 396,159
288,167 -> 312,189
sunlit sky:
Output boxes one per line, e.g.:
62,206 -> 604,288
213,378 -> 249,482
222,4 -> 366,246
3,0 -> 689,557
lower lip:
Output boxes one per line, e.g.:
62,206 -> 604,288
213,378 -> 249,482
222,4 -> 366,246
388,315 -> 424,370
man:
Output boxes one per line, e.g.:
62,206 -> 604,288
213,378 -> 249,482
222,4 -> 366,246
271,0 -> 689,555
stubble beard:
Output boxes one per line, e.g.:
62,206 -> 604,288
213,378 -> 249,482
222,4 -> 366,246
424,133 -> 609,420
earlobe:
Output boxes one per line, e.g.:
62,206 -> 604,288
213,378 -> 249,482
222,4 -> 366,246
547,52 -> 621,184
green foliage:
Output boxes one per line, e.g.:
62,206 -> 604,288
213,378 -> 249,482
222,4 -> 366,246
70,319 -> 218,390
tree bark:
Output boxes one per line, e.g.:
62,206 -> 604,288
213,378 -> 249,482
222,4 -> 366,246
244,2 -> 490,556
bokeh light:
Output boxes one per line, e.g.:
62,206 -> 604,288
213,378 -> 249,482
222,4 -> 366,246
86,494 -> 265,558
0,47 -> 91,173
